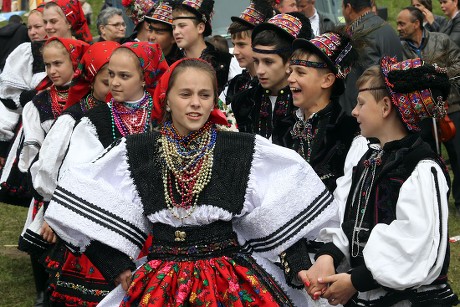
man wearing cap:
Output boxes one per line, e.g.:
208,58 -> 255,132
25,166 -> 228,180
397,6 -> 460,216
232,12 -> 311,146
339,0 -> 402,115
304,57 -> 458,307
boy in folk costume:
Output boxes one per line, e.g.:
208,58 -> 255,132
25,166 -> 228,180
222,0 -> 273,106
232,12 -> 312,146
172,0 -> 232,93
303,57 -> 459,306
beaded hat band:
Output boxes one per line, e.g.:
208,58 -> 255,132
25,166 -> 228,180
145,3 -> 173,25
380,56 -> 449,132
231,2 -> 265,28
290,59 -> 328,69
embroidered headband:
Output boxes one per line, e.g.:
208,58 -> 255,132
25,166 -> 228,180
290,59 -> 328,69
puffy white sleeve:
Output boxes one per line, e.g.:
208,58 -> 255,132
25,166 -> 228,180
45,138 -> 151,259
234,135 -> 340,262
363,160 -> 449,290
58,116 -> 106,180
18,102 -> 44,172
0,102 -> 20,142
0,43 -> 46,109
29,114 -> 77,201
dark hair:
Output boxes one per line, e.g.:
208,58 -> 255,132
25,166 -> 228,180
404,6 -> 424,30
252,29 -> 292,63
228,21 -> 253,36
343,0 -> 372,11
411,0 -> 433,11
208,35 -> 229,53
8,15 -> 23,24
164,59 -> 218,121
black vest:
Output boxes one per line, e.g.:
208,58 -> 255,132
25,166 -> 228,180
125,130 -> 255,216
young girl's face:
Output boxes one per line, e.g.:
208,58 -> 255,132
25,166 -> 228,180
43,5 -> 72,38
43,44 -> 74,87
27,12 -> 47,41
288,53 -> 332,109
108,50 -> 145,102
172,13 -> 203,50
92,64 -> 110,102
167,67 -> 215,136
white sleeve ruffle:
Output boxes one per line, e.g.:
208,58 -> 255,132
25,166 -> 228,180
29,114 -> 77,201
45,138 -> 150,259
234,135 -> 340,262
363,160 -> 449,290
18,102 -> 44,172
58,116 -> 106,180
0,43 -> 46,109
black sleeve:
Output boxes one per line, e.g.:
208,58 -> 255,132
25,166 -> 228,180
350,264 -> 379,292
19,89 -> 38,107
84,240 -> 136,283
280,239 -> 313,288
315,242 -> 345,268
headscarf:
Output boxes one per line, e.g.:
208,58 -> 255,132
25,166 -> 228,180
111,42 -> 169,101
152,58 -> 228,126
66,41 -> 121,109
36,37 -> 90,92
380,56 -> 451,132
49,0 -> 93,43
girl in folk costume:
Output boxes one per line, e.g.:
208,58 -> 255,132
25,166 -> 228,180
45,58 -> 340,307
57,42 -> 168,174
42,0 -> 93,43
0,8 -> 47,206
31,41 -> 121,203
286,29 -> 362,192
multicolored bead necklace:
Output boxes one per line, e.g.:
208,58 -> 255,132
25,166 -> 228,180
160,121 -> 217,221
109,93 -> 153,139
81,93 -> 104,113
49,85 -> 69,118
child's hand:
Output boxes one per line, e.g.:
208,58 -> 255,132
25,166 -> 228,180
40,221 -> 57,243
298,255 -> 335,300
319,273 -> 357,305
115,269 -> 132,291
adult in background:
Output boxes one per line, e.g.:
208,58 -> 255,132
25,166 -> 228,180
0,15 -> 28,72
411,0 -> 448,32
297,0 -> 335,36
339,0 -> 402,115
397,6 -> 460,215
440,0 -> 460,46
96,7 -> 126,42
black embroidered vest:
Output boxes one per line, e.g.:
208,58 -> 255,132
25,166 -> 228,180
84,103 -> 122,148
343,134 -> 450,283
125,130 -> 255,216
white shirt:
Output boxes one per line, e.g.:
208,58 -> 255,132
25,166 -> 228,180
309,9 -> 320,36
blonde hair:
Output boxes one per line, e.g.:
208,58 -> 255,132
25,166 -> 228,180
356,65 -> 389,102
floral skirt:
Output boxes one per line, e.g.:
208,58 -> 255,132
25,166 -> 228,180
121,254 -> 293,307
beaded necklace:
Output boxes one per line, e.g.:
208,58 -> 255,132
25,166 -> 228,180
109,93 -> 153,139
351,149 -> 383,258
81,93 -> 104,113
160,121 -> 217,221
49,85 -> 69,118
258,87 -> 291,138
290,113 -> 318,162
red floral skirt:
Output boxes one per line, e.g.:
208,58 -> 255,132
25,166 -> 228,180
121,254 -> 293,307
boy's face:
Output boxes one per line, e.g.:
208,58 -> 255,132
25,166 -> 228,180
232,33 -> 253,69
172,14 -> 204,49
150,22 -> 175,54
352,81 -> 386,138
287,53 -> 332,109
253,45 -> 289,93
